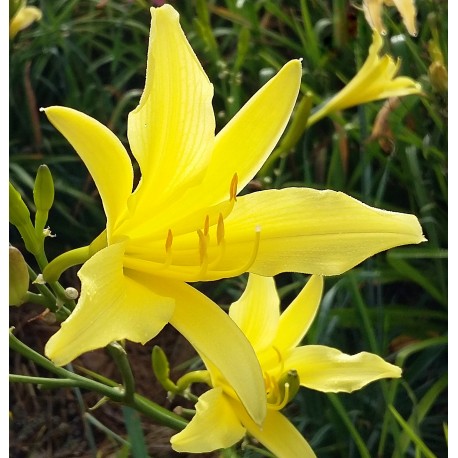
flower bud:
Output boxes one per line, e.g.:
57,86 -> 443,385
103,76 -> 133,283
9,182 -> 31,228
64,287 -> 79,300
33,165 -> 54,234
9,183 -> 39,255
9,246 -> 29,306
429,61 -> 448,93
152,346 -> 178,392
33,165 -> 54,213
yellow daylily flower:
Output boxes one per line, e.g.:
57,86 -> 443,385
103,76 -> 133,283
362,0 -> 417,37
41,4 -> 423,426
9,1 -> 42,39
171,274 -> 402,457
307,31 -> 422,126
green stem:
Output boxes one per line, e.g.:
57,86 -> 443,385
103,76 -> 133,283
27,264 -> 59,311
27,264 -> 73,317
10,374 -> 81,388
23,291 -> 49,307
106,342 -> 136,404
9,330 -> 188,431
43,245 -> 91,283
176,370 -> 210,391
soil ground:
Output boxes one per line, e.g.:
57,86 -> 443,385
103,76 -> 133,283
9,303 -> 218,458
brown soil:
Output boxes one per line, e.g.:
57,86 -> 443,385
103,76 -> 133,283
9,303 -> 219,458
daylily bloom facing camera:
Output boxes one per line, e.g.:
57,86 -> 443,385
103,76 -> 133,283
171,274 -> 402,457
41,4 -> 424,428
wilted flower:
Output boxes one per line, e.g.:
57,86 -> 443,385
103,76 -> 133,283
362,0 -> 417,36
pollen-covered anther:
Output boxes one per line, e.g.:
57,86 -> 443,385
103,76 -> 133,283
164,229 -> 173,267
203,214 -> 210,237
229,173 -> 238,202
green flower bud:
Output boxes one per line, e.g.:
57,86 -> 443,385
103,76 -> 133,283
33,165 -> 54,234
9,183 -> 39,255
429,61 -> 448,93
9,246 -> 29,306
33,165 -> 54,213
9,182 -> 31,228
152,346 -> 177,392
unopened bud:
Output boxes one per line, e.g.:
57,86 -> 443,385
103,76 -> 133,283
429,61 -> 448,93
9,182 -> 40,254
9,182 -> 31,228
152,346 -> 177,392
33,165 -> 54,213
9,246 -> 29,306
33,165 -> 54,234
64,287 -> 79,300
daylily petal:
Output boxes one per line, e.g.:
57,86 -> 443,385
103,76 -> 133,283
123,187 -> 424,281
213,188 -> 425,277
10,6 -> 42,38
390,0 -> 417,36
229,274 -> 280,352
307,32 -> 421,126
171,388 -> 245,453
273,275 -> 323,352
42,107 -> 133,239
285,345 -> 402,392
127,5 -> 215,212
45,242 -> 174,366
233,401 -> 316,458
120,59 -> 302,239
163,280 -> 266,426
363,0 -> 386,35
196,59 -> 302,206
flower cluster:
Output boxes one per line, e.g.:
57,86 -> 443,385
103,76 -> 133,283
10,4 -> 427,457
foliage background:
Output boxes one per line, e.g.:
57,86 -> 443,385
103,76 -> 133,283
9,0 -> 447,457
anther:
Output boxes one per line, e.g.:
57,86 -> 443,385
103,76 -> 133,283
165,229 -> 173,252
229,173 -> 238,202
204,215 -> 210,237
164,229 -> 173,267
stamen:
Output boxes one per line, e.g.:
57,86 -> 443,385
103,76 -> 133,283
197,229 -> 209,276
164,229 -> 173,267
210,225 -> 261,278
271,346 -> 285,376
241,225 -> 261,272
203,215 -> 210,237
197,230 -> 207,265
275,383 -> 291,410
217,213 -> 225,245
165,229 -> 173,252
229,173 -> 238,202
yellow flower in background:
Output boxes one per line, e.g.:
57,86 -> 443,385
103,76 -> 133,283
362,0 -> 417,37
307,31 -> 421,126
171,274 -> 402,457
9,0 -> 42,39
41,4 -> 424,426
